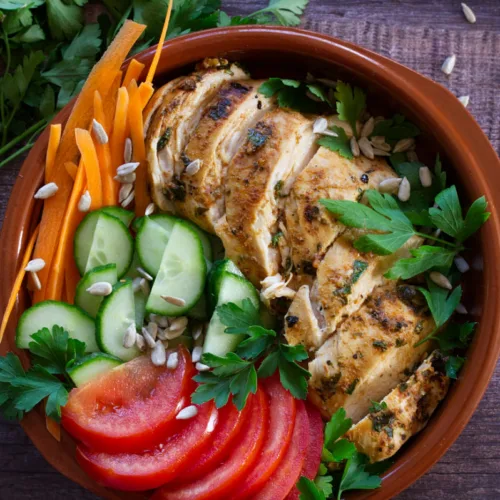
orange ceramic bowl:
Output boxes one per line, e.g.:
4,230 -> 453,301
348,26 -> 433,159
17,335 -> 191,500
1,26 -> 499,499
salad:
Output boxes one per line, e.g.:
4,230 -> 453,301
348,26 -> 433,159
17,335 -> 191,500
0,5 -> 490,500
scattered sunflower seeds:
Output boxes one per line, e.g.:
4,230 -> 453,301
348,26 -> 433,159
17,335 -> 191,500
196,362 -> 210,372
192,324 -> 203,341
25,258 -> 45,273
358,137 -> 374,159
92,119 -> 108,144
142,327 -> 157,349
140,278 -> 150,295
86,281 -> 113,296
78,190 -> 91,212
393,138 -> 415,154
145,202 -> 155,216
34,182 -> 58,199
116,162 -> 140,176
30,271 -> 41,290
398,177 -> 411,202
454,256 -> 470,273
456,303 -> 468,315
372,148 -> 391,157
192,346 -> 203,364
461,3 -> 476,24
137,267 -> 153,281
123,323 -> 137,348
360,117 -> 374,138
131,277 -> 142,293
119,183 -> 134,204
185,159 -> 202,176
167,352 -> 179,370
147,321 -> 158,340
114,172 -> 136,183
350,136 -> 360,157
136,333 -> 146,351
312,117 -> 337,137
429,271 -> 453,290
176,405 -> 198,420
419,166 -> 433,187
441,54 -> 457,75
121,190 -> 135,208
151,340 -> 167,366
161,295 -> 186,307
458,95 -> 470,107
379,177 -> 402,194
124,138 -> 133,163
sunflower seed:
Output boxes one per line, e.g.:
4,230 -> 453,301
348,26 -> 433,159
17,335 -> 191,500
123,323 -> 137,348
138,279 -> 149,296
350,136 -> 360,157
360,117 -> 374,138
456,303 -> 468,315
192,324 -> 203,341
34,182 -> 58,199
192,346 -> 203,363
373,115 -> 385,125
151,340 -> 166,366
312,117 -> 328,134
78,190 -> 91,212
454,256 -> 470,273
441,54 -> 457,75
185,159 -> 201,176
419,166 -> 433,187
147,321 -> 158,340
398,177 -> 411,202
461,3 -> 476,23
119,183 -> 134,203
372,148 -> 391,157
169,316 -> 188,331
114,172 -> 136,183
429,271 -> 452,290
161,295 -> 186,307
156,316 -> 170,328
194,333 -> 204,347
86,281 -> 113,296
358,137 -> 374,159
136,333 -> 146,351
407,151 -> 419,162
164,327 -> 185,341
458,95 -> 470,107
370,137 -> 391,152
137,267 -> 153,281
92,119 -> 108,144
157,328 -> 168,341
167,352 -> 179,370
378,178 -> 402,194
124,138 -> 133,163
25,258 -> 45,273
196,362 -> 210,372
121,189 -> 135,208
176,405 -> 198,420
145,202 -> 155,216
30,271 -> 41,290
132,277 -> 142,293
393,138 -> 415,154
116,162 -> 140,176
142,327 -> 156,349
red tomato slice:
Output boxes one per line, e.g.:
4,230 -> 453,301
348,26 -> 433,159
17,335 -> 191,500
251,399 -> 310,500
234,376 -> 297,499
153,389 -> 268,500
286,403 -> 325,500
75,402 -> 218,491
176,397 -> 249,482
62,347 -> 194,453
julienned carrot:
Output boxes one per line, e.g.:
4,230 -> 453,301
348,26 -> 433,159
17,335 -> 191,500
124,79 -> 138,146
65,161 -> 78,180
64,260 -> 80,304
110,87 -> 130,173
123,59 -> 145,87
139,81 -> 154,109
46,411 -> 61,441
75,129 -> 102,210
0,225 -> 40,343
45,124 -> 61,183
146,0 -> 174,84
103,71 -> 122,137
93,91 -> 115,205
32,20 -> 146,303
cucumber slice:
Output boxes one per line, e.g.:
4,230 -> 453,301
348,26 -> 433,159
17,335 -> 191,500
146,221 -> 207,316
136,218 -> 172,276
188,293 -> 208,321
100,206 -> 134,227
67,353 -> 122,387
96,281 -> 141,361
134,288 -> 148,330
75,264 -> 118,317
75,212 -> 133,278
203,272 -> 259,356
124,251 -> 142,279
208,258 -> 244,309
16,301 -> 98,352
183,221 -> 213,262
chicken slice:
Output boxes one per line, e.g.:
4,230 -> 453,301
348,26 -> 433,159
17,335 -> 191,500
146,62 -> 249,212
308,283 -> 434,422
283,141 -> 396,274
284,232 -> 422,351
174,80 -> 273,233
345,350 -> 450,462
216,108 -> 318,285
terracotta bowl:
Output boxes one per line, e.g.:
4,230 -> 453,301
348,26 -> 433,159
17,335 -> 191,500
1,26 -> 499,499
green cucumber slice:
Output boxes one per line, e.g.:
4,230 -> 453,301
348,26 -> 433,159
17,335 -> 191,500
134,288 -> 148,330
75,264 -> 118,317
16,301 -> 98,352
67,353 -> 122,387
208,259 -> 244,309
100,206 -> 134,227
136,218 -> 173,277
96,281 -> 141,361
146,221 -> 207,316
188,293 -> 208,321
203,272 -> 259,356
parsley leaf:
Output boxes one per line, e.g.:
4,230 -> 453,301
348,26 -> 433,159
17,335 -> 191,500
371,113 -> 420,143
324,408 -> 352,447
248,0 -> 310,26
368,400 -> 388,413
298,477 -> 326,500
434,154 -> 447,191
337,452 -> 382,499
419,279 -> 462,330
46,0 -> 85,40
317,126 -> 353,159
216,298 -> 262,334
314,475 -> 333,498
335,82 -> 366,137
434,322 -> 476,353
445,356 -> 465,379
276,343 -> 310,399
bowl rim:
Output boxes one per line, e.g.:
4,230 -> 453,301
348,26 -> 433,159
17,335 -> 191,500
1,24 -> 499,499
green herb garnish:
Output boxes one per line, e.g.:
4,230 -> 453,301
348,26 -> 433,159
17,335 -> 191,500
317,126 -> 353,159
334,82 -> 366,137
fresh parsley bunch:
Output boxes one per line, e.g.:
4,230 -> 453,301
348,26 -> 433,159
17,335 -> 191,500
191,298 -> 310,410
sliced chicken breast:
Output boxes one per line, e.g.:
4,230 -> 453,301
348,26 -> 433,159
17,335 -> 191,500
174,80 -> 274,233
216,108 -> 318,285
308,283 -> 434,422
346,350 -> 450,462
146,62 -> 249,212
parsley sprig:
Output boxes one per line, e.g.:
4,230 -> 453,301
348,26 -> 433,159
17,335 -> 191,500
334,82 -> 366,137
191,298 -> 311,410
0,325 -> 85,422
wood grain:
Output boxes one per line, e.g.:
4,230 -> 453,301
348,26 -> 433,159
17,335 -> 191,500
1,0 -> 499,498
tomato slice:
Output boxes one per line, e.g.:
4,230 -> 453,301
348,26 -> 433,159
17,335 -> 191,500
153,389 -> 268,500
176,397 -> 249,482
286,403 -> 325,500
251,400 -> 310,500
75,402 -> 218,491
62,347 -> 194,453
234,376 -> 296,499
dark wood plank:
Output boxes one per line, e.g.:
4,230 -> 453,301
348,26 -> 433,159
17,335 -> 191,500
1,0 -> 499,498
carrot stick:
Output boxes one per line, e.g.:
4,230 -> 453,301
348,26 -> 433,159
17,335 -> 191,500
45,124 -> 61,183
64,161 -> 78,181
64,260 -> 80,304
0,225 -> 40,343
110,87 -> 130,174
46,412 -> 61,441
123,59 -> 145,87
103,71 -> 122,137
146,0 -> 174,84
32,21 -> 145,303
139,81 -> 154,109
75,129 -> 102,210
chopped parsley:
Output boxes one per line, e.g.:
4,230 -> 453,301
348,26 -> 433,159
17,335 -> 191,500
157,127 -> 172,151
317,125 -> 353,159
271,231 -> 284,247
368,400 -> 388,413
334,82 -> 366,137
345,378 -> 359,395
372,340 -> 388,351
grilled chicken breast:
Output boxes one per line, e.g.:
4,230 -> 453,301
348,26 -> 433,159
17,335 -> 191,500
216,108 -> 318,285
173,80 -> 274,233
308,283 -> 434,422
346,350 -> 450,462
146,63 -> 249,212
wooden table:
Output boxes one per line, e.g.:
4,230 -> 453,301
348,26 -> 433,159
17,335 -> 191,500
1,1 -> 499,498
